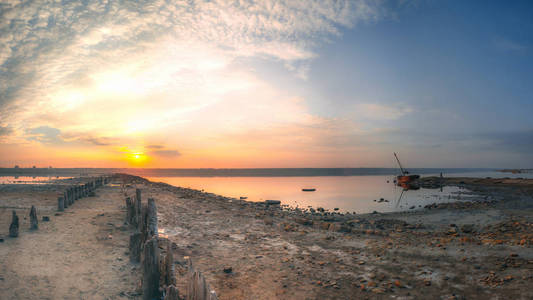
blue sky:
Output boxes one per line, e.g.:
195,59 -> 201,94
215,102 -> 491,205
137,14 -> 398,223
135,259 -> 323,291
0,0 -> 531,168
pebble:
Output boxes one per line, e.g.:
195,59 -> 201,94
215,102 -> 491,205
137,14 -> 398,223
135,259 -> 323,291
394,280 -> 401,287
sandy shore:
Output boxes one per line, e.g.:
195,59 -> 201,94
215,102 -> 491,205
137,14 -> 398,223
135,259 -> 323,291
1,175 -> 532,299
0,179 -> 140,299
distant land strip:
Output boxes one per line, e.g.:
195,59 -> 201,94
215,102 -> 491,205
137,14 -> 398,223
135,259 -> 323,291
0,167 -> 490,177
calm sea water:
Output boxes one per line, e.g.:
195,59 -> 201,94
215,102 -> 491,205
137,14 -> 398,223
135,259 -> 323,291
1,168 -> 531,213
0,176 -> 72,184
146,170 -> 533,213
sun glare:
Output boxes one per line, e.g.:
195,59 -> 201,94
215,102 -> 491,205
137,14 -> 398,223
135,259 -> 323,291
124,151 -> 148,166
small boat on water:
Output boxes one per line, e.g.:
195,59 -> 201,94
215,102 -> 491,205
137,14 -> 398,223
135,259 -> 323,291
397,174 -> 420,184
394,152 -> 420,187
302,188 -> 316,192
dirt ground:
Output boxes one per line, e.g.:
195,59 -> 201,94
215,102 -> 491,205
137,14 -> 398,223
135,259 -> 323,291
1,175 -> 532,300
0,180 -> 140,300
134,176 -> 533,300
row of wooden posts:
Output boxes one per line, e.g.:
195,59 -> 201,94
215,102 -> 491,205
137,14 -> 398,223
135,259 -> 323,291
57,176 -> 108,211
126,189 -> 218,300
8,176 -> 110,238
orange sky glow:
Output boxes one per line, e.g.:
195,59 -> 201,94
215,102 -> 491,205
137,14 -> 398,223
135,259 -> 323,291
1,1 -> 531,169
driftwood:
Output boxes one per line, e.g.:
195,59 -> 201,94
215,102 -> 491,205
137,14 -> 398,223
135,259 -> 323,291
9,210 -> 19,237
58,196 -> 64,211
29,205 -> 38,230
142,238 -> 160,300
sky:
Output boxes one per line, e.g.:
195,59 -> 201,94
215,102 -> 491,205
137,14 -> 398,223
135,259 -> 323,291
0,0 -> 532,168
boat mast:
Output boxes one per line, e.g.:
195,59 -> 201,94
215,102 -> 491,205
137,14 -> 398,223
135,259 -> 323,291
394,152 -> 407,175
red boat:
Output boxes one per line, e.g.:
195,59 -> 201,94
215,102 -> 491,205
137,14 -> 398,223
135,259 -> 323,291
397,174 -> 420,184
394,153 -> 420,187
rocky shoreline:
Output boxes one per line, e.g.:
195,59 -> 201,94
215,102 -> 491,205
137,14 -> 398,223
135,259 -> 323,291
1,174 -> 532,299
132,174 -> 533,299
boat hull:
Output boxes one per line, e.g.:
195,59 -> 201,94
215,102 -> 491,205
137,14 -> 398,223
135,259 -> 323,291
396,175 -> 420,185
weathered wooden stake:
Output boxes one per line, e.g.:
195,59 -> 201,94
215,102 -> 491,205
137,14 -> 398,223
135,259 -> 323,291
9,211 -> 19,237
147,198 -> 158,238
29,205 -> 38,230
162,242 -> 176,287
129,232 -> 142,263
187,259 -> 218,300
142,238 -> 160,300
64,191 -> 69,208
165,285 -> 180,300
58,196 -> 64,211
125,197 -> 132,224
135,189 -> 142,227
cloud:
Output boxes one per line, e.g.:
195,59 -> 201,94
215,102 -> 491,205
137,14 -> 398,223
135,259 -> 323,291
25,126 -> 62,144
0,125 -> 13,136
0,0 -> 387,120
77,136 -> 114,146
0,0 -> 402,167
149,150 -> 181,158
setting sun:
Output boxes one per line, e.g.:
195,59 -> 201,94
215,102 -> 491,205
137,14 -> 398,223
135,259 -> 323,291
124,151 -> 148,166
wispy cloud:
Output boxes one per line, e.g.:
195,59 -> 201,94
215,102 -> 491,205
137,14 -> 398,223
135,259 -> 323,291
0,0 -> 400,167
0,0 -> 385,117
25,126 -> 62,144
149,149 -> 181,158
0,125 -> 13,137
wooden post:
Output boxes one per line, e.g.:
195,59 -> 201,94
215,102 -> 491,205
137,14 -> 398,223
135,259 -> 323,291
147,198 -> 158,238
135,189 -> 142,227
129,232 -> 142,262
64,190 -> 69,208
165,286 -> 180,300
187,259 -> 218,300
30,205 -> 38,230
9,211 -> 19,237
162,242 -> 176,287
58,196 -> 64,211
125,197 -> 132,224
139,203 -> 147,236
142,238 -> 160,300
